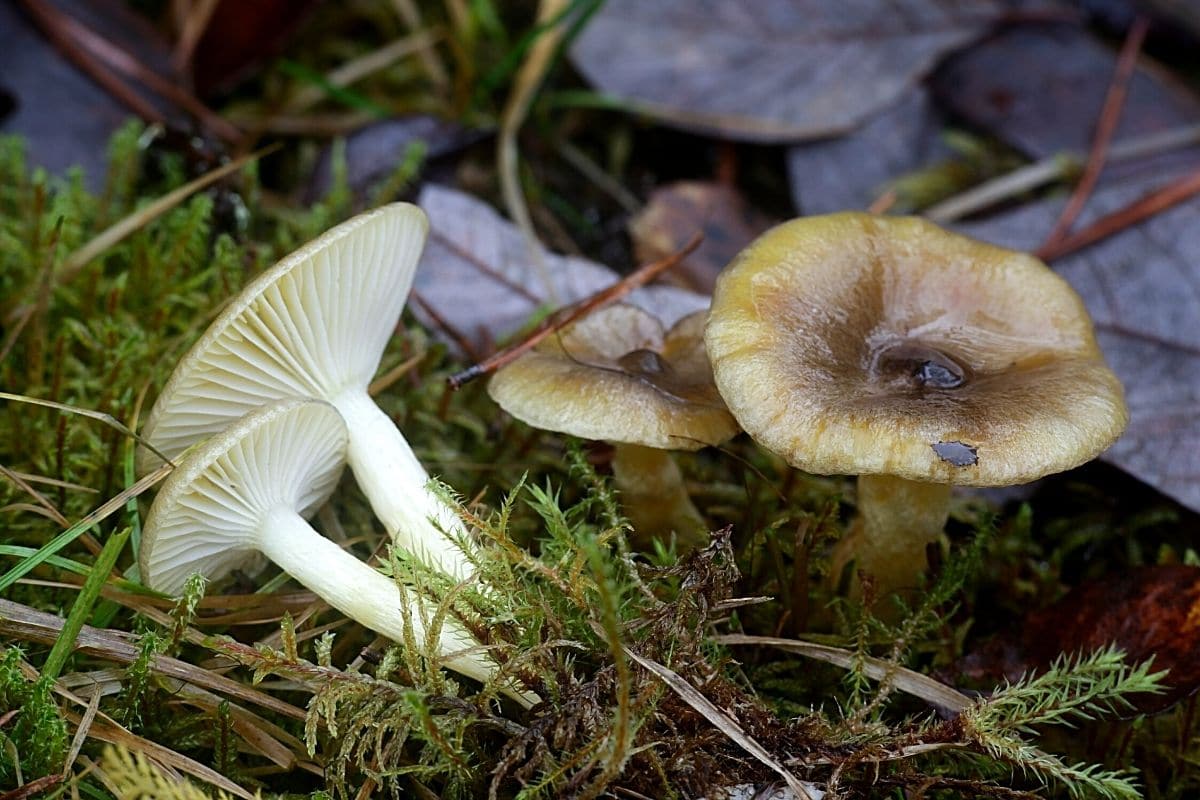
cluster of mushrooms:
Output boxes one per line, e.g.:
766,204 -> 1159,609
137,205 -> 534,705
489,211 -> 1127,600
138,203 -> 1127,704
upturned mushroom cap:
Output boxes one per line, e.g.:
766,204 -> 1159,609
705,212 -> 1127,486
137,203 -> 428,475
141,398 -> 347,593
488,304 -> 738,450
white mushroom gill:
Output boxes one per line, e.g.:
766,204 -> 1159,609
138,204 -> 475,581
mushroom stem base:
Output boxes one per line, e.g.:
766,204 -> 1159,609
337,388 -> 476,581
611,443 -> 708,548
830,475 -> 951,604
259,506 -> 535,707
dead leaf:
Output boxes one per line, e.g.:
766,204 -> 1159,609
787,86 -> 955,213
306,115 -> 483,203
628,180 -> 778,292
569,0 -> 1028,143
958,565 -> 1200,715
413,185 -> 710,355
958,175 -> 1200,513
0,0 -> 131,184
932,23 -> 1200,180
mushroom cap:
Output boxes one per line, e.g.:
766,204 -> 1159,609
140,398 -> 348,594
705,212 -> 1128,486
488,304 -> 738,450
137,203 -> 428,475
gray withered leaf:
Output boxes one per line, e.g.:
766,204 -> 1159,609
412,185 -> 709,355
959,177 -> 1200,513
569,0 -> 1031,143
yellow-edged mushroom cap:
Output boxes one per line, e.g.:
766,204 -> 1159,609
488,304 -> 738,450
705,212 -> 1127,486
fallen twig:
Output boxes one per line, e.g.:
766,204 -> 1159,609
1036,165 -> 1200,262
1041,16 -> 1149,249
447,234 -> 701,389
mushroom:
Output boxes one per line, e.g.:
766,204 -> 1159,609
141,397 -> 534,705
704,212 -> 1127,600
487,304 -> 739,543
137,204 -> 473,580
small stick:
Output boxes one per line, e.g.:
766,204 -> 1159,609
1036,165 -> 1200,262
1041,16 -> 1149,249
447,234 -> 702,389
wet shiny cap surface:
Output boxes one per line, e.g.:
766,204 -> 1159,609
705,212 -> 1128,486
488,304 -> 738,450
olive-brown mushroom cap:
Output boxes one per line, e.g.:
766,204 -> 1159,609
488,304 -> 738,450
705,212 -> 1127,486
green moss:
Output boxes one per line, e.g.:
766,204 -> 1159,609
0,121 -> 1189,800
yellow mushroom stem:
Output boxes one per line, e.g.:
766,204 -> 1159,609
830,475 -> 952,601
610,443 -> 708,547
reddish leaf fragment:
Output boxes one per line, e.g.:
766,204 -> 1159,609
190,0 -> 322,97
960,565 -> 1200,714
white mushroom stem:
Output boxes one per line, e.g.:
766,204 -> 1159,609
335,388 -> 475,582
611,443 -> 708,546
831,475 -> 951,601
258,506 -> 536,707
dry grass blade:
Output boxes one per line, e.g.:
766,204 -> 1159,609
0,392 -> 171,467
498,0 -> 571,301
0,463 -> 69,526
57,145 -> 278,283
67,709 -> 255,799
714,634 -> 972,713
16,659 -> 256,799
172,0 -> 220,73
389,0 -> 449,88
623,647 -> 820,800
0,598 -> 306,721
63,682 -> 103,775
924,122 -> 1200,223
16,0 -> 164,125
0,773 -> 63,800
0,464 -> 169,593
59,8 -> 242,143
285,31 -> 442,113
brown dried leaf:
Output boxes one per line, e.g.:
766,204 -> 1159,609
569,0 -> 1025,143
628,181 -> 778,293
412,185 -> 709,355
958,176 -> 1200,513
959,565 -> 1200,714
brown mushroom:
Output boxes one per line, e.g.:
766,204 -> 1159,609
488,304 -> 739,544
705,212 -> 1127,600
